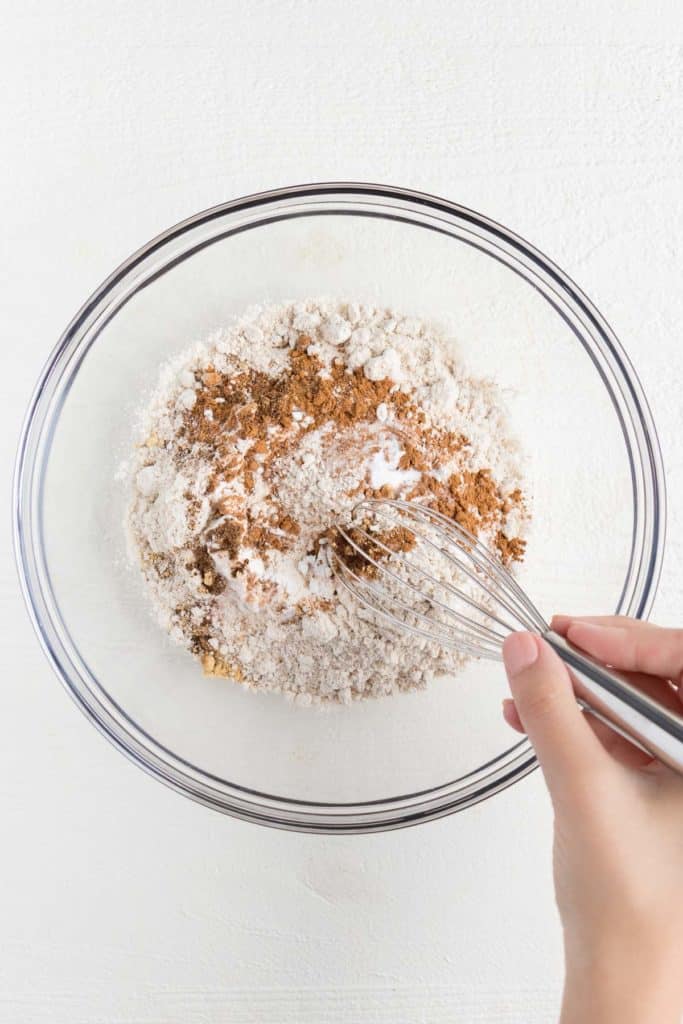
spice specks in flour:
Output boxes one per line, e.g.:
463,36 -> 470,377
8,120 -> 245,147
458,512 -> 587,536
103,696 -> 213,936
124,299 -> 529,704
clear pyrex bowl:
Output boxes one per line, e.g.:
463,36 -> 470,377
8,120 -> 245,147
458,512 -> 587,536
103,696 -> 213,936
14,183 -> 665,832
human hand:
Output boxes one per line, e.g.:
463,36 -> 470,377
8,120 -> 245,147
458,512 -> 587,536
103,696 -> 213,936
502,617 -> 683,1024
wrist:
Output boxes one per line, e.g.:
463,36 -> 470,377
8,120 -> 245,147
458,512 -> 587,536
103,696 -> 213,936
562,938 -> 683,1024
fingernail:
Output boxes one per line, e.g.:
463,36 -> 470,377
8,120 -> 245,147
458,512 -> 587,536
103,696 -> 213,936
503,632 -> 539,676
550,614 -> 572,632
502,698 -> 516,723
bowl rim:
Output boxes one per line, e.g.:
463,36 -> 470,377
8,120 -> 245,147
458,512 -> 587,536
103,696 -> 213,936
13,181 -> 666,833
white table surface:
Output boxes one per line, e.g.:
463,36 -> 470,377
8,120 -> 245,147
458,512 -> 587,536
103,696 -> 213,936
3,2 -> 683,1021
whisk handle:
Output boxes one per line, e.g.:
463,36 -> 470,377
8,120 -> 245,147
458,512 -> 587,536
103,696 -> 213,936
543,630 -> 683,775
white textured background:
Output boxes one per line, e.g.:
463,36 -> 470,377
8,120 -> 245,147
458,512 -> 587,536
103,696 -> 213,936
3,2 -> 683,1021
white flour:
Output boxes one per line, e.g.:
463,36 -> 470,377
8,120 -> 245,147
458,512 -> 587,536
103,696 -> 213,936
123,298 -> 528,704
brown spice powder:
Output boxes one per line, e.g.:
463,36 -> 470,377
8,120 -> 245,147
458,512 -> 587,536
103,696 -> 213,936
327,523 -> 416,579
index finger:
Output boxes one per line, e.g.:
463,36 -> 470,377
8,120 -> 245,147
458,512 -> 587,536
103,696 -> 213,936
553,617 -> 683,685
551,614 -> 636,633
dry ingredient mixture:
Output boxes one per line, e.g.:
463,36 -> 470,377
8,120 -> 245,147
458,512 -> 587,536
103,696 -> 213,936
124,299 -> 528,704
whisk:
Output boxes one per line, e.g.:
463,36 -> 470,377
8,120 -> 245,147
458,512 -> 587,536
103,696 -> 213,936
331,498 -> 683,774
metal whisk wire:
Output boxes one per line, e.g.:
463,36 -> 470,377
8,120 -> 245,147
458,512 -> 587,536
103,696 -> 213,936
330,499 -> 547,660
329,497 -> 683,777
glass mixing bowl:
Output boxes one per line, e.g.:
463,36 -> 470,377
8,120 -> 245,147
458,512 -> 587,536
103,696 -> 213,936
14,183 -> 665,832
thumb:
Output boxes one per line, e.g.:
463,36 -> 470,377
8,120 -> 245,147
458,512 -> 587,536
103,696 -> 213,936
502,632 -> 606,801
